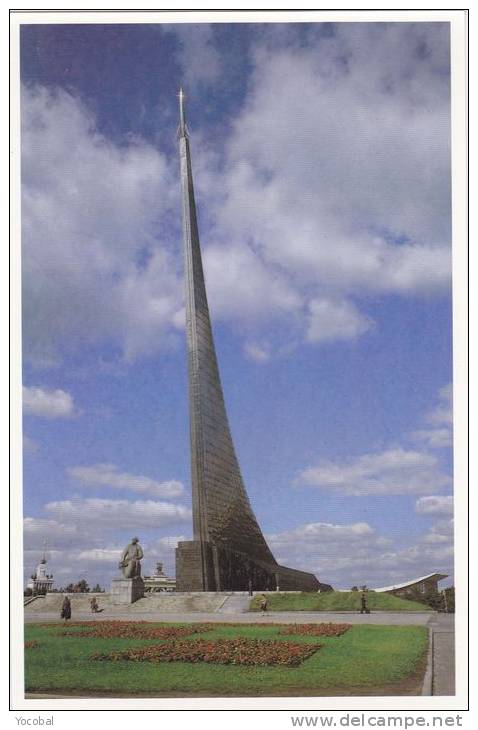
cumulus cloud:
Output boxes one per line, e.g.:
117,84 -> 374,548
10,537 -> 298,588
195,22 -> 451,349
22,85 -> 183,365
422,518 -> 454,545
306,298 -> 372,343
416,495 -> 453,516
44,497 -> 191,532
203,243 -> 302,324
23,385 -> 76,418
76,548 -> 120,563
269,521 -> 379,552
427,383 -> 453,426
67,463 -> 184,498
267,517 -> 452,589
412,383 -> 453,448
243,341 -> 270,363
168,24 -> 220,87
24,517 -> 80,549
298,447 -> 451,496
21,24 -> 452,362
227,23 -> 450,255
412,428 -> 452,449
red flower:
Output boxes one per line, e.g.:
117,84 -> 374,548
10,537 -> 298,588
90,638 -> 321,666
60,621 -> 209,640
278,623 -> 351,637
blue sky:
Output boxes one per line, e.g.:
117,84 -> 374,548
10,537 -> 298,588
21,21 -> 454,590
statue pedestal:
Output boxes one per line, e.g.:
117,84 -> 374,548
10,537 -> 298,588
110,577 -> 144,604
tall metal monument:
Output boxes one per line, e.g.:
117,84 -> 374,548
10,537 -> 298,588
175,89 -> 319,592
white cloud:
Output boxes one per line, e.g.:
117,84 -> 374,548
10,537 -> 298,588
266,517 -> 453,589
156,535 -> 188,549
243,341 -> 270,363
411,383 -> 453,448
67,463 -> 184,498
21,24 -> 452,362
169,24 -> 220,87
197,23 -> 451,348
226,24 -> 450,257
412,428 -> 452,449
24,517 -> 80,548
203,243 -> 302,324
298,447 -> 451,496
422,518 -> 454,545
76,548 -> 121,563
22,85 -> 183,365
427,383 -> 453,426
23,385 -> 76,418
416,495 -> 453,516
306,298 -> 372,343
44,497 -> 191,532
269,521 -> 377,549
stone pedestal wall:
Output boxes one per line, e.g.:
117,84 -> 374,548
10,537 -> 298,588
110,577 -> 144,604
175,541 -> 215,591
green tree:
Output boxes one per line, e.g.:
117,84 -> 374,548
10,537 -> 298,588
75,579 -> 90,593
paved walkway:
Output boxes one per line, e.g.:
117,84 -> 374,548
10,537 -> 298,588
24,609 -> 434,625
428,613 -> 455,695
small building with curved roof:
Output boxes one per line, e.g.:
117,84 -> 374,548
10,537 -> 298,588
374,572 -> 448,598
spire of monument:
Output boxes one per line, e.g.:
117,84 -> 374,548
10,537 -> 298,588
175,92 -> 319,593
178,86 -> 188,138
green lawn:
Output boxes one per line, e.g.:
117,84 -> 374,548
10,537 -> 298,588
250,591 -> 431,612
24,621 -> 428,696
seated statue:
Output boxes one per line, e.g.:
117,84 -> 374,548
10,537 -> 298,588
119,537 -> 144,579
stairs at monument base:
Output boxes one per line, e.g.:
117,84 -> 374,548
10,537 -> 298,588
129,592 -> 228,613
216,593 -> 251,613
23,591 -> 253,614
24,593 -> 112,613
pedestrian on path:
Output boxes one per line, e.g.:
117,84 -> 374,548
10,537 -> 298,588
260,594 -> 268,616
360,591 -> 370,614
60,595 -> 71,623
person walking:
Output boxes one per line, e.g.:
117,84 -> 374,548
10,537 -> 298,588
90,596 -> 99,613
360,591 -> 369,614
60,595 -> 71,623
260,594 -> 268,616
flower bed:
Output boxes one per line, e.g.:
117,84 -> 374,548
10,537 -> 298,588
61,621 -> 210,640
91,637 -> 321,666
25,640 -> 39,649
278,623 -> 351,637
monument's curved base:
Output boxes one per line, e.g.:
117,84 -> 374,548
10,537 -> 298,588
176,540 -> 320,592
